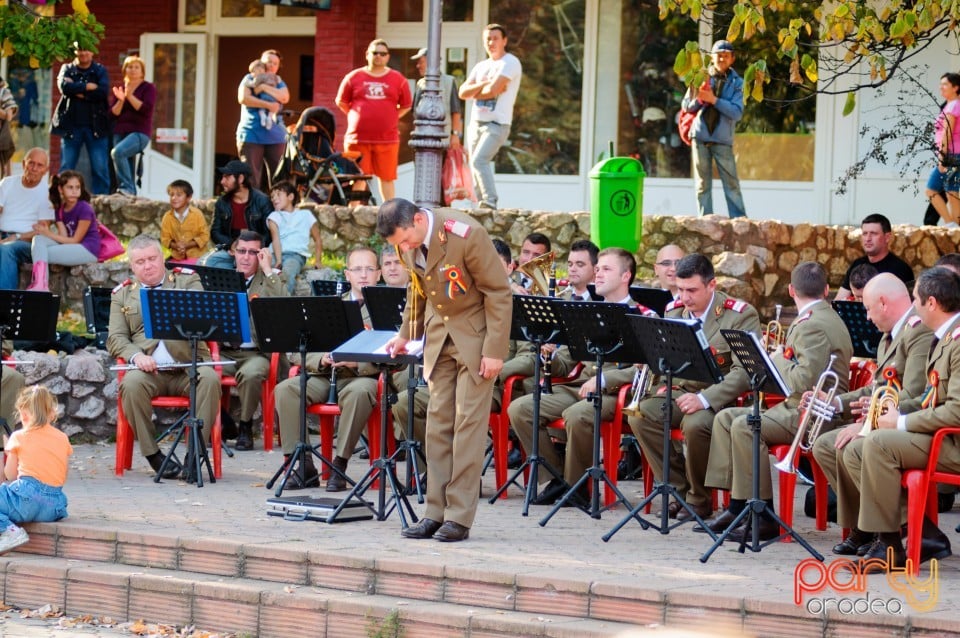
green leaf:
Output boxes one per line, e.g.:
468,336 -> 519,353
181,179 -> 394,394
842,92 -> 856,116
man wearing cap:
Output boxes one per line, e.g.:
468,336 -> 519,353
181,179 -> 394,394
459,24 -> 522,210
411,48 -> 463,151
336,39 -> 412,203
205,159 -> 273,269
681,40 -> 746,219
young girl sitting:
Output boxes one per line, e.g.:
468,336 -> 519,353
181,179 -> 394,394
0,385 -> 73,554
27,170 -> 101,291
267,181 -> 322,294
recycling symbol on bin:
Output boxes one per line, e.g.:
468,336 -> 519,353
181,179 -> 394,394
609,190 -> 636,217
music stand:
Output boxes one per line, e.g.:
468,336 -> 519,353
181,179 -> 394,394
539,301 -> 645,525
0,291 -> 58,435
699,329 -> 824,563
311,279 -> 351,297
168,263 -> 246,293
141,288 -> 250,487
362,285 -> 426,500
629,286 -> 673,317
329,330 -> 421,527
489,295 -> 567,515
832,300 -> 882,359
83,286 -> 112,349
603,315 -> 723,541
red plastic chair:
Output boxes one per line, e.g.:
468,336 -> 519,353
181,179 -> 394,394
901,427 -> 960,575
215,349 -> 281,451
114,349 -> 223,479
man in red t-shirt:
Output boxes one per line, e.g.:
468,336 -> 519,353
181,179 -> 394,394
336,39 -> 412,203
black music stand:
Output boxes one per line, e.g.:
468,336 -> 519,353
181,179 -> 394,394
539,301 -> 645,525
699,329 -> 823,563
0,291 -> 58,436
833,300 -> 883,359
329,330 -> 420,527
252,296 -> 364,498
603,315 -> 723,540
167,263 -> 246,293
362,285 -> 426,500
141,288 -> 250,487
311,279 -> 351,297
629,286 -> 673,317
489,295 -> 567,515
83,286 -> 112,349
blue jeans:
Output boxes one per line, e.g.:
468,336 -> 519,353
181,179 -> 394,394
467,120 -> 511,209
281,252 -> 306,294
111,132 -> 150,194
0,239 -> 31,290
201,250 -> 235,269
60,128 -> 111,195
0,476 -> 68,529
693,140 -> 746,218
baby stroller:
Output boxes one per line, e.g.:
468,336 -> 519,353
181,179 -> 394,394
284,106 -> 374,206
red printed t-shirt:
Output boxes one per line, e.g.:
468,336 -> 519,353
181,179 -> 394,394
336,68 -> 412,145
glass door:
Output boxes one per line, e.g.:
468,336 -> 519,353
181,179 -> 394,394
139,33 -> 209,199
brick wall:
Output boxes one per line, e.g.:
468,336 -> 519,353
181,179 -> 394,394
313,0 -> 377,147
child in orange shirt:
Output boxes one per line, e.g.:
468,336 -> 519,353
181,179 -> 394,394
0,385 -> 73,554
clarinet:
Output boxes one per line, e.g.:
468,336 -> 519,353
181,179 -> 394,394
327,365 -> 338,404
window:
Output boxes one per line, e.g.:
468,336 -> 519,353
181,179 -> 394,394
488,0 -> 585,176
221,0 -> 264,18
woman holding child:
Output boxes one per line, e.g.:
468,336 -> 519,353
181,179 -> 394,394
237,49 -> 289,192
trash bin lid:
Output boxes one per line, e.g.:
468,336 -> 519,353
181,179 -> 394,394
589,156 -> 645,178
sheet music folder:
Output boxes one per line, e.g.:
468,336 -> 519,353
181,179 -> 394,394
832,300 -> 882,359
720,329 -> 791,396
331,330 -> 421,366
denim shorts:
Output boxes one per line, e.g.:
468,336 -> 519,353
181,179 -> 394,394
927,158 -> 960,193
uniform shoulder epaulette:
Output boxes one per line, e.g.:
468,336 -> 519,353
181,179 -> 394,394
952,324 -> 960,341
665,299 -> 684,313
443,218 -> 471,238
723,298 -> 748,313
795,311 -> 812,324
172,266 -> 195,275
907,315 -> 922,328
112,279 -> 132,294
635,303 -> 658,318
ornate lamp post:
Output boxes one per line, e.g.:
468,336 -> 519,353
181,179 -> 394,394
409,0 -> 446,208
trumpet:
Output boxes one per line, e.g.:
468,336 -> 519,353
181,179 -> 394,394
774,354 -> 840,474
859,384 -> 900,436
763,304 -> 785,353
622,365 -> 652,417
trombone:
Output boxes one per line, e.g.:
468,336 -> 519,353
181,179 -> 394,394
622,365 -> 652,417
763,304 -> 785,353
859,377 -> 900,436
774,355 -> 840,474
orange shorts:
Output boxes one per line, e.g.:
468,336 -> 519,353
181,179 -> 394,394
344,142 -> 399,181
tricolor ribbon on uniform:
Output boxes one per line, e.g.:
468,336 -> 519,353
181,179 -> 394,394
921,370 -> 940,409
882,366 -> 901,391
445,266 -> 467,298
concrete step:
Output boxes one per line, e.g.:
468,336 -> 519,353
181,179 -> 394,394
0,552 -> 642,638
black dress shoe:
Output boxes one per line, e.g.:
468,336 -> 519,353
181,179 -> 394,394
147,452 -> 182,480
507,447 -> 523,469
401,518 -> 443,539
676,502 -> 712,523
918,518 -> 952,563
693,509 -> 737,533
434,520 -> 470,542
863,534 -> 906,567
833,529 -> 875,556
726,517 -> 780,543
531,479 -> 567,506
560,487 -> 590,509
325,456 -> 349,493
937,490 -> 956,513
284,466 -> 320,490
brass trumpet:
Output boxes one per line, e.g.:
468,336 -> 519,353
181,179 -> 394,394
774,354 -> 840,474
859,384 -> 899,436
622,365 -> 652,417
763,304 -> 785,353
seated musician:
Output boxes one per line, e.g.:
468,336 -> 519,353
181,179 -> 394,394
698,261 -> 853,540
844,267 -> 960,564
811,273 -> 934,556
559,239 -> 598,301
107,235 -> 222,479
509,247 -> 657,506
380,244 -> 409,287
511,232 -> 550,294
273,246 -> 381,490
1,340 -> 25,439
628,254 -> 760,521
846,262 -> 878,302
219,230 -> 287,451
653,244 -> 684,299
835,214 -> 913,301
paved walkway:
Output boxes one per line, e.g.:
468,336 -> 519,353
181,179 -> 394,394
39,442 -> 960,633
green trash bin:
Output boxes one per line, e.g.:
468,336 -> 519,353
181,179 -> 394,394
589,157 -> 645,253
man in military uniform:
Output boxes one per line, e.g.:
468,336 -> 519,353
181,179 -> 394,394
1,340 -> 25,436
699,261 -> 853,540
811,273 -> 933,555
846,267 -> 960,564
219,230 -> 286,451
107,235 -> 221,478
509,248 -> 657,505
628,254 -> 760,521
273,247 -> 382,490
379,198 -> 511,542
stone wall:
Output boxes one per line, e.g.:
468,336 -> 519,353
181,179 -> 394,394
41,194 -> 956,320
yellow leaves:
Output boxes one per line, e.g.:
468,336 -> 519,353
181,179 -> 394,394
71,0 -> 90,18
28,56 -> 39,69
727,17 -> 742,42
0,39 -> 12,57
801,54 -> 818,82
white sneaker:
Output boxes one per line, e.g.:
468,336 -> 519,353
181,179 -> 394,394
0,526 -> 29,554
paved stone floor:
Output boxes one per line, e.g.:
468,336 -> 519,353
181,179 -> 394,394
34,442 -> 960,633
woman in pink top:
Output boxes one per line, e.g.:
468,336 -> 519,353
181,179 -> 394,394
925,72 -> 960,225
0,385 -> 72,555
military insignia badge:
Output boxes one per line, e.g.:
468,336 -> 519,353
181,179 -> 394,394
442,265 -> 468,298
